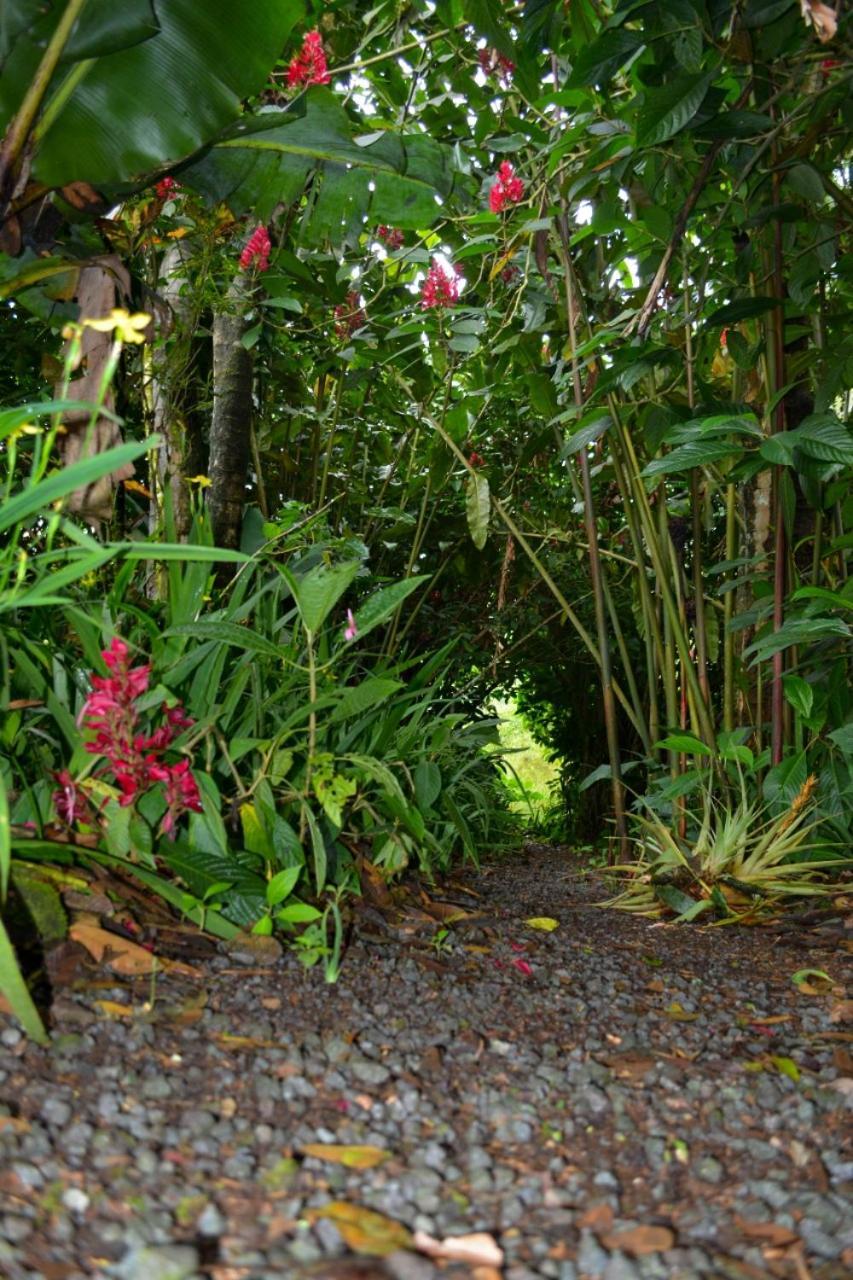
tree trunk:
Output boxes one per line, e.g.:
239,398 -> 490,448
208,283 -> 252,552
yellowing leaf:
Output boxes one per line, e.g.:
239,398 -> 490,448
524,916 -> 559,932
93,999 -> 135,1019
302,1144 -> 390,1170
306,1202 -> 412,1255
770,1055 -> 801,1082
663,1001 -> 699,1022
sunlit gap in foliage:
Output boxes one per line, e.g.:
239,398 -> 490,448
487,695 -> 563,834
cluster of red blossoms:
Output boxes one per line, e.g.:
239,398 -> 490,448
239,224 -> 271,272
334,290 -> 367,338
489,161 -> 525,213
287,29 -> 331,88
53,638 -> 202,837
154,176 -> 179,200
377,225 -> 405,251
420,259 -> 463,310
478,47 -> 515,84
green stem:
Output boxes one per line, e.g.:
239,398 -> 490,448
0,0 -> 90,190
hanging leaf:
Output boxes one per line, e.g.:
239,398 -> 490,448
636,71 -> 716,147
466,472 -> 490,551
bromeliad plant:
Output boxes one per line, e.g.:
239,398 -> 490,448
600,772 -> 848,924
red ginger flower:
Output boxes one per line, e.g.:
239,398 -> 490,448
489,161 -> 525,214
61,636 -> 202,836
377,225 -> 405,250
478,47 -> 515,84
287,29 -> 331,88
334,290 -> 367,338
420,259 -> 462,310
155,176 -> 178,200
239,224 -> 271,273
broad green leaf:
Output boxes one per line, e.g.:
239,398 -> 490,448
655,734 -> 713,757
0,439 -> 155,534
782,675 -> 814,719
164,620 -> 282,658
11,1 -> 304,187
561,414 -> 612,457
0,915 -> 48,1044
466,471 -> 490,550
636,72 -> 715,148
302,803 -> 327,894
266,865 -> 302,906
330,677 -> 404,722
283,560 -> 361,634
414,760 -> 442,810
744,618 -> 850,663
643,440 -> 742,477
277,901 -> 322,923
350,576 -> 429,643
568,29 -> 645,87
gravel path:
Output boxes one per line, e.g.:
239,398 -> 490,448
1,848 -> 851,1280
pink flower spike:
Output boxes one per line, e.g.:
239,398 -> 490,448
489,161 -> 525,214
239,224 -> 271,273
420,259 -> 462,310
287,29 -> 331,88
344,609 -> 358,642
512,958 -> 533,977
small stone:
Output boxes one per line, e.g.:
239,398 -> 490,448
196,1202 -> 225,1237
695,1156 -> 724,1184
384,1248 -> 438,1280
116,1244 -> 200,1280
61,1188 -> 90,1214
40,1097 -> 72,1127
351,1060 -> 390,1086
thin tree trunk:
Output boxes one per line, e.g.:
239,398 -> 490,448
209,281 -> 252,552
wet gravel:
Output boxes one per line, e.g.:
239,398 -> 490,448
1,848 -> 851,1280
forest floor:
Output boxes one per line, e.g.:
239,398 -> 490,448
0,846 -> 851,1280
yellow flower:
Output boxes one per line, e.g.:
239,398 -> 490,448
186,475 -> 211,488
81,309 -> 151,344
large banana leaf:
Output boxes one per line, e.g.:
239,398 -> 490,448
1,0 -> 304,187
182,89 -> 455,230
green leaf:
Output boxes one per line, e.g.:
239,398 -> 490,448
568,29 -> 645,87
164,620 -> 282,658
744,618 -> 851,663
643,440 -> 741,477
0,772 -> 9,901
266,866 -> 302,907
466,471 -> 490,550
560,414 -> 612,456
0,439 -> 155,535
636,71 -> 715,148
782,675 -> 814,719
277,901 -> 322,923
0,915 -> 48,1044
330,677 -> 404,722
283,560 -> 361,634
655,734 -> 713,757
302,803 -> 327,895
703,297 -> 782,329
350,576 -> 429,643
784,163 -> 825,204
15,1 -> 304,187
414,761 -> 442,810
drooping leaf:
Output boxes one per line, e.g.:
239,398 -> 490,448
466,471 -> 490,550
636,71 -> 716,147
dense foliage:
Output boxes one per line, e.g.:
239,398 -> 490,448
1,0 -> 851,1034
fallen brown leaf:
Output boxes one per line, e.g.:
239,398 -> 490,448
577,1203 -> 615,1233
69,921 -> 199,977
601,1225 -> 675,1256
734,1217 -> 801,1247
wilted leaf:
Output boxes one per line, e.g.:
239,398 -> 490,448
413,1230 -> 504,1266
792,968 -> 832,994
93,999 -> 135,1019
302,1144 -> 391,1170
524,916 -> 559,932
69,921 -> 199,977
307,1202 -> 412,1255
733,1217 -> 800,1246
601,1226 -> 675,1256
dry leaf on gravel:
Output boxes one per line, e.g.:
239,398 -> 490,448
733,1218 -> 801,1247
69,921 -> 199,977
601,1225 -> 675,1255
413,1230 -> 504,1266
830,999 -> 853,1023
306,1203 -> 412,1255
302,1144 -> 390,1169
578,1203 -> 615,1232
